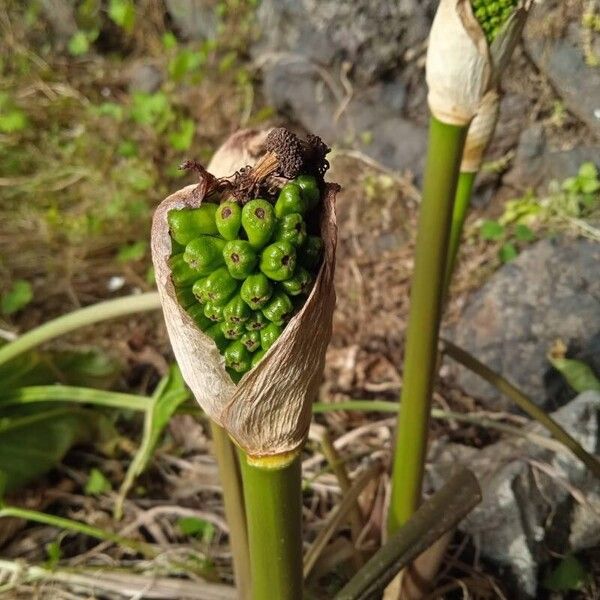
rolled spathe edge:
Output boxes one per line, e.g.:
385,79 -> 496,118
151,130 -> 338,466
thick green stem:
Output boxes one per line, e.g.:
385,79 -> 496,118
388,117 -> 468,534
444,171 -> 476,293
240,454 -> 303,600
211,423 -> 251,600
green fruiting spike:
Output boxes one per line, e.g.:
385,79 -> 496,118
251,348 -> 266,367
206,322 -> 228,352
260,322 -> 283,351
245,311 -> 268,331
470,0 -> 519,42
169,254 -> 201,287
183,236 -> 227,275
260,241 -> 297,282
167,204 -> 219,245
192,276 -> 210,303
224,340 -> 252,373
240,272 -> 273,310
241,331 -> 261,353
298,236 -> 323,270
262,290 -> 293,325
204,301 -> 225,322
293,175 -> 320,210
223,240 -> 258,280
187,303 -> 213,331
242,199 -> 276,250
221,321 -> 246,340
274,183 -> 307,218
274,213 -> 307,248
203,267 -> 238,306
216,200 -> 242,240
280,267 -> 313,297
175,286 -> 197,309
223,293 -> 252,324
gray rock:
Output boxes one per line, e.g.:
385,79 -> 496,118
504,124 -> 600,190
125,61 -> 164,94
524,2 -> 600,138
41,0 -> 78,41
427,391 -> 600,598
450,238 -> 600,411
165,0 -> 219,41
253,0 -> 431,173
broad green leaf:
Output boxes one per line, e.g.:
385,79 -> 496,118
117,240 -> 147,262
549,357 -> 600,393
514,223 -> 535,242
499,242 -> 518,263
479,219 -> 505,241
162,31 -> 177,50
108,0 -> 136,32
114,365 -> 190,518
1,280 -> 33,315
84,467 -> 112,495
0,110 -> 28,133
0,407 -> 102,493
117,140 -> 138,157
130,92 -> 173,131
578,162 -> 598,181
178,516 -> 216,543
544,554 -> 589,592
68,31 -> 90,56
168,119 -> 195,151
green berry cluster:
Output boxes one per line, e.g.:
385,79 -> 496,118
470,0 -> 519,42
167,175 -> 323,383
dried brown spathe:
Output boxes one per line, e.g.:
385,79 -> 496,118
151,129 -> 338,460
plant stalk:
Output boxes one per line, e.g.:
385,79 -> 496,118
444,171 -> 476,293
240,453 -> 303,600
388,117 -> 468,534
211,423 -> 251,600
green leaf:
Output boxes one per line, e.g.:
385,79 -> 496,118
117,240 -> 147,262
549,357 -> 600,393
514,224 -> 535,242
68,31 -> 90,56
0,110 -> 28,133
114,366 -> 190,518
95,102 -> 124,121
162,31 -> 177,50
1,280 -> 33,315
168,119 -> 195,151
168,49 -> 205,82
578,162 -> 598,181
84,467 -> 112,495
544,555 -> 589,592
0,407 -> 101,493
580,178 -> 600,194
130,92 -> 173,131
108,0 -> 136,32
117,140 -> 138,157
499,242 -> 518,263
178,516 -> 215,543
45,539 -> 62,569
479,219 -> 505,241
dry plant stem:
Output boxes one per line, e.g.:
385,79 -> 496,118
335,469 -> 481,600
240,453 -> 303,600
388,117 -> 468,533
444,171 -> 476,293
442,339 -> 600,479
210,423 -> 251,600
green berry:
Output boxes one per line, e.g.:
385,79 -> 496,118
274,183 -> 307,218
203,267 -> 238,305
216,200 -> 242,240
260,241 -> 297,281
274,213 -> 307,248
298,236 -> 323,270
187,303 -> 213,331
262,290 -> 293,325
175,286 -> 197,309
192,276 -> 210,303
240,331 -> 261,352
280,267 -> 313,296
169,254 -> 201,287
183,236 -> 226,276
206,322 -> 228,352
251,349 -> 266,367
223,293 -> 252,324
204,301 -> 224,322
293,174 -> 320,209
260,322 -> 282,351
221,321 -> 245,340
224,340 -> 252,373
240,273 -> 273,310
167,204 -> 219,245
223,240 -> 258,280
242,199 -> 276,249
245,311 -> 268,331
